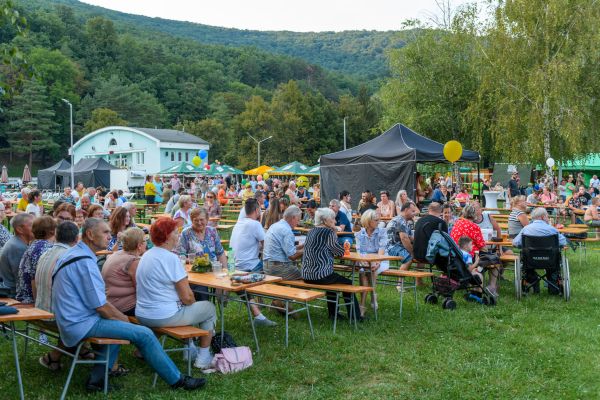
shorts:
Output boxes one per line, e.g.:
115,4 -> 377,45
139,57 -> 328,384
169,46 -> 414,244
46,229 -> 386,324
387,244 -> 412,264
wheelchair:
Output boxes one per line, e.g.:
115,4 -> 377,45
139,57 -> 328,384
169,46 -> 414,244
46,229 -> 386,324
514,234 -> 570,301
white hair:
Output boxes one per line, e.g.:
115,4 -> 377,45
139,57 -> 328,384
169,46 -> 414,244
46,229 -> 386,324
315,207 -> 336,225
530,207 -> 548,221
283,205 -> 302,220
395,190 -> 407,205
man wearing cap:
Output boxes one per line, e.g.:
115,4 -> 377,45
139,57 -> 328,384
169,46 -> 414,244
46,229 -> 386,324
508,172 -> 520,201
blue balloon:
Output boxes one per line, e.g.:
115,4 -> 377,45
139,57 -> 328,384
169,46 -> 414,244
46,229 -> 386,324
198,150 -> 208,159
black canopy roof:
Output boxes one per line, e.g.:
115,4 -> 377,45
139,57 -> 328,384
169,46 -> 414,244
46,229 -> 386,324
56,158 -> 118,188
320,124 -> 480,204
37,159 -> 71,190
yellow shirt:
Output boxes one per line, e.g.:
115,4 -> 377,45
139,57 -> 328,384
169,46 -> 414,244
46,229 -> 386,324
242,189 -> 254,202
144,182 -> 156,196
17,198 -> 28,212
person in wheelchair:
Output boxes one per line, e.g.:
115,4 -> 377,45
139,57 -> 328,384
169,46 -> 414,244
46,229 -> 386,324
512,207 -> 567,294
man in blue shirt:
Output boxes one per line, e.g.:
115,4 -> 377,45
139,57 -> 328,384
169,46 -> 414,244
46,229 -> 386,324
263,206 -> 304,280
329,199 -> 353,244
431,185 -> 449,203
512,207 -> 567,294
53,218 -> 206,392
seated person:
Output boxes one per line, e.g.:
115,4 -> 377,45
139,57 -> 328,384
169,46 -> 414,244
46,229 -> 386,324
107,207 -> 130,251
508,195 -> 529,238
34,221 -> 82,371
263,205 -> 304,280
376,190 -> 396,219
357,191 -> 377,215
53,218 -> 206,391
458,236 -> 484,299
0,213 -> 34,297
16,216 -> 57,304
135,218 -> 216,370
512,207 -> 568,294
296,185 -> 310,201
566,190 -> 585,224
302,207 -> 361,321
584,197 -> 600,228
453,187 -> 470,207
526,190 -> 540,206
386,202 -> 418,271
302,200 -> 317,225
328,199 -> 354,245
102,227 -> 146,316
354,209 -> 388,314
413,202 -> 448,262
431,185 -> 450,204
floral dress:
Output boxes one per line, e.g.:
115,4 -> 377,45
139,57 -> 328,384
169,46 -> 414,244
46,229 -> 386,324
16,239 -> 53,304
176,226 -> 224,261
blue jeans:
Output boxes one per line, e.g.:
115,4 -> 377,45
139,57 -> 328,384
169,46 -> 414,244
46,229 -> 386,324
388,244 -> 413,264
84,318 -> 182,385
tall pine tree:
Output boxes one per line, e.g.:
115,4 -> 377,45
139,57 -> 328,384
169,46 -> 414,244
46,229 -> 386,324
6,79 -> 58,166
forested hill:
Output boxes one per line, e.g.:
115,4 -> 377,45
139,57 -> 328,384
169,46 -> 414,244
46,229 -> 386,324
22,0 -> 407,80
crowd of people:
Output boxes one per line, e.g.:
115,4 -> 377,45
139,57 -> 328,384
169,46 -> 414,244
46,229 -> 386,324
0,168 -> 597,394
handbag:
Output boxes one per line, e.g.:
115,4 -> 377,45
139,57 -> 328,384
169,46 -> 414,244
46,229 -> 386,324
478,251 -> 500,267
212,346 -> 253,374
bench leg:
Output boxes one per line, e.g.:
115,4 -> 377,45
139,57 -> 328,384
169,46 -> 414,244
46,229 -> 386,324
306,301 -> 315,340
23,323 -> 29,359
219,295 -> 226,349
333,293 -> 339,334
152,336 -> 167,388
10,322 -> 25,400
369,269 -> 378,321
399,278 -> 405,318
414,278 -> 419,312
285,300 -> 289,347
242,292 -> 260,353
103,346 -> 110,395
187,338 -> 192,376
60,343 -> 83,400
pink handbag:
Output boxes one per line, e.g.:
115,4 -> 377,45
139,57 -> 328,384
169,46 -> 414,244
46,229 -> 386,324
213,346 -> 253,374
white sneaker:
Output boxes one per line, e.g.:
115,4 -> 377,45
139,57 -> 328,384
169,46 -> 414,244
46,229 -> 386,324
182,341 -> 198,362
253,317 -> 277,327
193,353 -> 213,369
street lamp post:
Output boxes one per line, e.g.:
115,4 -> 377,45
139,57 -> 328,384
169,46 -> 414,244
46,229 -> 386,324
246,133 -> 273,168
61,99 -> 74,188
343,116 -> 347,150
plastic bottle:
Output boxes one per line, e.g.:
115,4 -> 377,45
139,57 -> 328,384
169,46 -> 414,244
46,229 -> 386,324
227,247 -> 236,275
343,239 -> 351,256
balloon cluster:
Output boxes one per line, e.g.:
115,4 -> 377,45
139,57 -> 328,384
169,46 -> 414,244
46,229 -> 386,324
192,149 -> 209,167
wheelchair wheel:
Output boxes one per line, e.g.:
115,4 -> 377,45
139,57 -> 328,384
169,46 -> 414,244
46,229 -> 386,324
514,258 -> 522,301
425,293 -> 438,305
562,257 -> 571,301
442,298 -> 456,310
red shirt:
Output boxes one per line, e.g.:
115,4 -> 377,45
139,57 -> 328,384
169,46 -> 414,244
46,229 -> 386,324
450,218 -> 485,256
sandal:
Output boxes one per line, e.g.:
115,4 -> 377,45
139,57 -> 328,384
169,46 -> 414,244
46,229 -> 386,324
39,353 -> 61,372
109,364 -> 130,378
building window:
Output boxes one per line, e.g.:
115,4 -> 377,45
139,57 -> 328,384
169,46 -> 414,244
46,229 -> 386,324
165,151 -> 168,157
141,152 -> 145,164
178,152 -> 182,161
171,152 -> 174,161
185,152 -> 189,162
136,152 -> 140,164
109,138 -> 117,146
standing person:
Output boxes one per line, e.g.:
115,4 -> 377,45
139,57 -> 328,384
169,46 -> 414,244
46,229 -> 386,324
302,207 -> 361,321
0,213 -> 34,297
508,172 -> 520,202
16,188 -> 30,212
590,174 -> 600,190
377,190 -> 396,219
144,175 -> 156,204
170,174 -> 181,192
471,178 -> 483,202
162,184 -> 173,206
26,190 -> 44,217
16,216 -> 57,304
53,218 -> 207,391
565,176 -> 576,198
154,175 -> 164,204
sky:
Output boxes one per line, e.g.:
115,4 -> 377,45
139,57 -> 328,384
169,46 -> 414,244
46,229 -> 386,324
80,0 -> 473,32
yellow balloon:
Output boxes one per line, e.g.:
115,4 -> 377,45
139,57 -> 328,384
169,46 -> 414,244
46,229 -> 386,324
192,156 -> 201,166
263,172 -> 270,180
443,140 -> 463,163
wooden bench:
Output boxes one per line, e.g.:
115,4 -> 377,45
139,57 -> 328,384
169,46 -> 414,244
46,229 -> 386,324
128,317 -> 208,383
380,269 -> 435,317
279,280 -> 372,333
246,284 -> 324,346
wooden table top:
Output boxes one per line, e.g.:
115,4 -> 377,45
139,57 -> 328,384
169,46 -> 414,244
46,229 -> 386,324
485,240 -> 513,247
217,224 -> 235,230
339,252 -> 404,262
0,307 -> 54,323
558,227 -> 588,234
187,272 -> 282,291
246,283 -> 325,302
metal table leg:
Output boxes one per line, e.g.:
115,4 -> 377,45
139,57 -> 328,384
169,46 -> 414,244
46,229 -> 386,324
10,322 -> 25,400
242,292 -> 260,352
369,265 -> 378,321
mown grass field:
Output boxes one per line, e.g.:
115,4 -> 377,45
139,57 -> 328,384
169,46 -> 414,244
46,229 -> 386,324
1,245 -> 599,399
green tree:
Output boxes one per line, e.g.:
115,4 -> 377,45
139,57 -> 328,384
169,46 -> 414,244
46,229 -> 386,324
0,0 -> 30,101
175,118 -> 229,162
84,107 -> 127,132
5,79 -> 58,165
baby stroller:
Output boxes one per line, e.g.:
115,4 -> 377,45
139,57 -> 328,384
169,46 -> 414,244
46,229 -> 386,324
424,230 -> 497,309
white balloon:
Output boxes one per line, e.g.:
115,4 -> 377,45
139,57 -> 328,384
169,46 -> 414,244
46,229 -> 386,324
546,158 -> 555,168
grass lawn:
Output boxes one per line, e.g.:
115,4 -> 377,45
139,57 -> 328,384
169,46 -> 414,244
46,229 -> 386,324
1,246 -> 599,399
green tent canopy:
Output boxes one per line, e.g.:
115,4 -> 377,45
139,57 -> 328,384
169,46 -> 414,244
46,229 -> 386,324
223,165 -> 244,175
561,154 -> 600,171
158,162 -> 202,175
271,161 -> 310,176
305,164 -> 320,176
204,164 -> 243,176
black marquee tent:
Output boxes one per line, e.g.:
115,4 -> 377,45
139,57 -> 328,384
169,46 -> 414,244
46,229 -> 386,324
320,123 -> 480,204
37,159 -> 71,190
56,158 -> 118,188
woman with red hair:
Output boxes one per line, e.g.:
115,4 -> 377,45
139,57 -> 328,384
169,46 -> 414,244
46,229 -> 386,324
135,218 -> 216,370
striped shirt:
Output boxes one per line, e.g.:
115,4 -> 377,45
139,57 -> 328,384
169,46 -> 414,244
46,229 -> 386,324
508,210 -> 525,237
301,226 -> 345,281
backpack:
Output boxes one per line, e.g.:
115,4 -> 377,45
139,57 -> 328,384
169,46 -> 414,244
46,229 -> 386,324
426,230 -> 450,263
212,346 -> 253,374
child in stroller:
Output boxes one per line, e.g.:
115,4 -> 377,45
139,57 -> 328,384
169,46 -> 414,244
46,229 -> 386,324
425,230 -> 497,309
